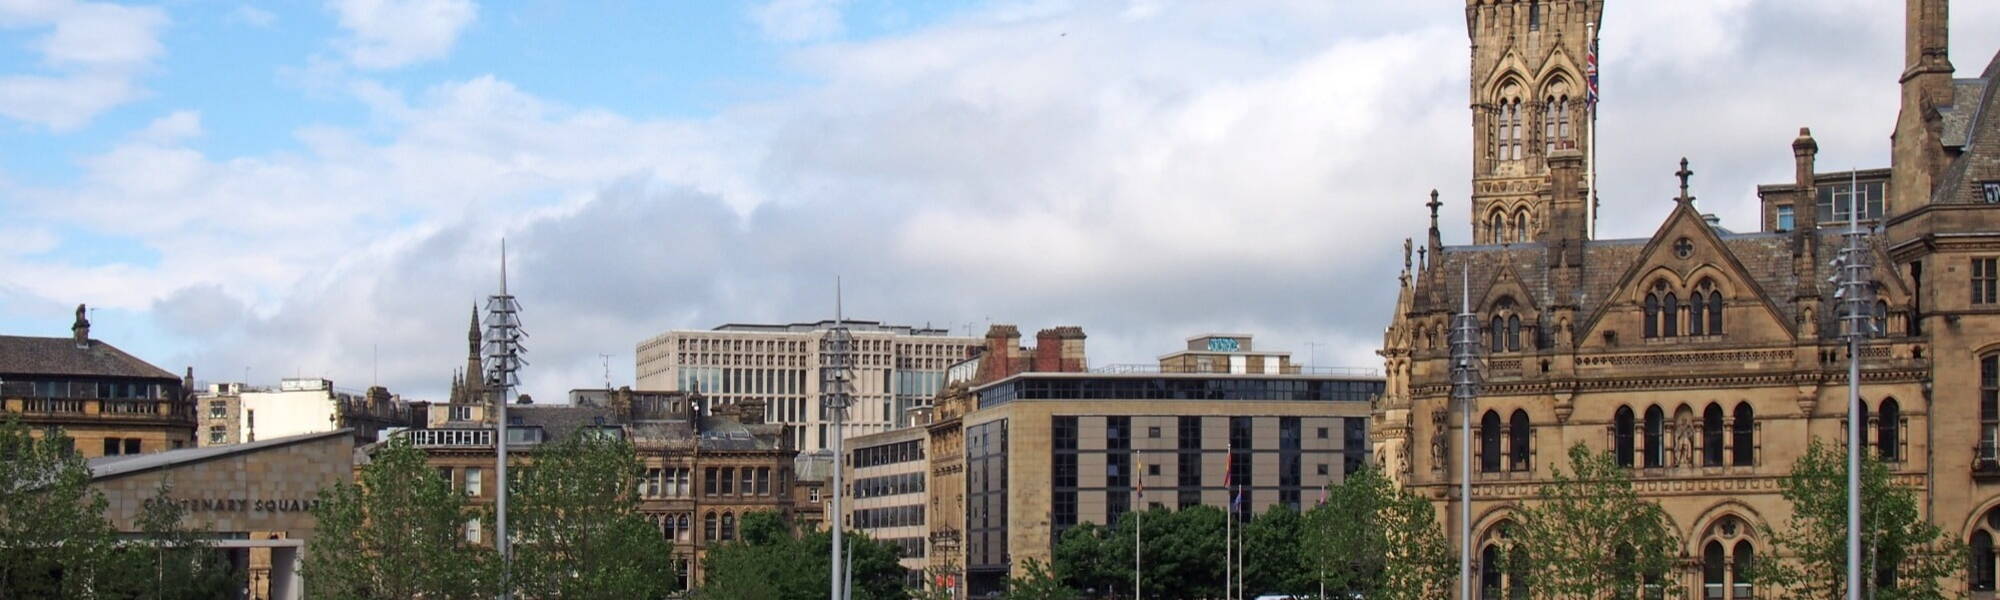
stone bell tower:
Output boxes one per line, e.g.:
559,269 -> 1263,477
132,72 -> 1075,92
1466,0 -> 1603,246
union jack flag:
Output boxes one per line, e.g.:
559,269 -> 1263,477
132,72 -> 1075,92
1586,38 -> 1600,106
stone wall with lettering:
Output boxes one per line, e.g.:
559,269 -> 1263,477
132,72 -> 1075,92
92,433 -> 353,539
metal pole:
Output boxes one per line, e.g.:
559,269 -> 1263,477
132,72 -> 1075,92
1134,502 -> 1141,600
1844,169 -> 1865,600
1226,440 -> 1233,600
1452,268 -> 1481,600
828,279 -> 851,600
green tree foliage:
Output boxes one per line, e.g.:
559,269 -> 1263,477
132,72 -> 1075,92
1748,438 -> 1963,599
1511,444 -> 1681,600
103,482 -> 239,599
303,439 -> 494,599
1302,467 -> 1454,600
1051,505 -> 1227,599
1242,503 -> 1311,596
698,511 -> 909,600
0,418 -> 121,596
509,433 -> 674,599
1004,558 -> 1080,600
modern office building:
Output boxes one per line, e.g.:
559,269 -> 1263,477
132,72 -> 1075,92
634,321 -> 979,451
842,425 -> 931,578
197,378 -> 418,446
953,334 -> 1381,596
0,305 -> 197,457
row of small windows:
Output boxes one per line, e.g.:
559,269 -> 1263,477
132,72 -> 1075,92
1486,208 -> 1535,245
853,472 -> 924,499
1643,280 -> 1725,339
1477,410 -> 1533,473
699,467 -> 778,497
854,504 -> 925,529
1612,403 -> 1755,469
852,440 -> 924,468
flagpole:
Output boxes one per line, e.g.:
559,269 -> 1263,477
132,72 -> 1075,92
1585,23 -> 1599,240
1135,457 -> 1142,600
1225,440 -> 1233,600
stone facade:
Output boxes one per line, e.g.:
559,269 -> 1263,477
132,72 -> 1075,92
1374,1 -> 2000,597
2,305 -> 197,457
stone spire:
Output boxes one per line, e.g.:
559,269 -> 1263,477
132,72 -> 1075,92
1425,189 -> 1444,267
1675,158 -> 1696,205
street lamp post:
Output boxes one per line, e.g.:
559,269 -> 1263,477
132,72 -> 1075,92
1831,170 -> 1876,600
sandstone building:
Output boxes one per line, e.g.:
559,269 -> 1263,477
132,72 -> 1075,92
946,329 -> 1379,596
1372,1 -> 2000,597
1,305 -> 197,457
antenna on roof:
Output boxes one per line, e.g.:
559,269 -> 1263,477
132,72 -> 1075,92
599,353 -> 613,390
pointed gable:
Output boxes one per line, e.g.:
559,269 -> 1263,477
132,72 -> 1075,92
1577,199 -> 1795,348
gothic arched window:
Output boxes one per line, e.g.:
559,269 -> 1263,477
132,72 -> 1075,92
1733,541 -> 1756,598
1544,97 -> 1558,155
1703,541 -> 1727,598
1643,293 -> 1660,339
1703,403 -> 1725,467
1509,410 -> 1531,471
1709,289 -> 1725,334
721,512 -> 736,541
1490,315 -> 1506,354
1732,403 -> 1756,466
1614,406 -> 1636,467
704,511 -> 718,542
1491,211 -> 1508,244
1481,410 -> 1504,473
1643,405 -> 1665,468
1879,397 -> 1901,461
1507,315 -> 1522,352
1514,207 -> 1530,243
1975,528 -> 1996,592
1663,293 -> 1681,338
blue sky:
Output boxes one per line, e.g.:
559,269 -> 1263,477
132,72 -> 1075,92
2,0 -> 1997,402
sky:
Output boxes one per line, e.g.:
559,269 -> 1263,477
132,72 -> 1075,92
2,0 -> 1997,404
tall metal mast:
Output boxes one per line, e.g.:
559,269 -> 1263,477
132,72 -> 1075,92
484,239 -> 528,600
824,278 -> 854,600
1450,268 -> 1483,600
1831,170 -> 1875,600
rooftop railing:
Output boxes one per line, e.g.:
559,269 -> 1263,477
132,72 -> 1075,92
1089,364 -> 1380,377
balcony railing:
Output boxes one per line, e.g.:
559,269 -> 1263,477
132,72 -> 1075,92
402,428 -> 494,448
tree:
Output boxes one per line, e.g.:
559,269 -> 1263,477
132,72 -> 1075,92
1302,467 -> 1454,600
302,439 -> 495,599
1242,503 -> 1310,596
509,433 -> 674,599
0,418 -> 121,596
102,482 -> 239,599
1049,505 -> 1229,599
699,511 -> 909,600
1005,558 -> 1080,600
1748,438 -> 1963,599
1511,443 -> 1681,600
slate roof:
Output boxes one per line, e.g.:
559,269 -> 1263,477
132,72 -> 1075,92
1414,227 -> 1878,335
0,335 -> 179,380
1935,49 -> 2000,205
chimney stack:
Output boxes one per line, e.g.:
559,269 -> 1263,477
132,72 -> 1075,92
71,303 -> 90,349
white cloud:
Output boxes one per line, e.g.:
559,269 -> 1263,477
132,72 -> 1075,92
0,0 -> 166,130
8,1 -> 2000,403
749,0 -> 847,43
328,0 -> 477,69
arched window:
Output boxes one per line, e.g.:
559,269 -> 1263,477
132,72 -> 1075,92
1491,212 -> 1508,244
1514,208 -> 1530,243
1509,99 -> 1524,160
1558,95 -> 1571,142
1509,410 -> 1531,471
1615,406 -> 1636,468
1703,541 -> 1726,599
1478,522 -> 1525,599
1709,290 -> 1725,334
1663,293 -> 1681,338
1491,315 -> 1506,354
1703,403 -> 1725,467
704,511 -> 718,542
721,512 -> 736,541
1644,293 -> 1660,338
1875,300 -> 1889,336
663,513 -> 679,541
1481,544 -> 1504,599
1974,529 -> 1996,591
678,514 -> 692,541
1732,403 -> 1756,466
1733,541 -> 1756,598
1644,405 -> 1665,468
1879,398 -> 1901,461
1481,411 -> 1504,473
1544,98 -> 1558,155
1689,289 -> 1707,336
1507,315 -> 1522,352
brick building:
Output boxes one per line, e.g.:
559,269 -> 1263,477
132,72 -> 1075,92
1372,1 -> 2000,597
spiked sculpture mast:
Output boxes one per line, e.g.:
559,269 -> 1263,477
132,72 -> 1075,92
484,239 -> 527,599
1831,170 -> 1875,600
1451,269 -> 1482,600
824,279 -> 854,600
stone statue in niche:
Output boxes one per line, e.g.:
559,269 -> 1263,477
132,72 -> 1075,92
1674,411 -> 1698,467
